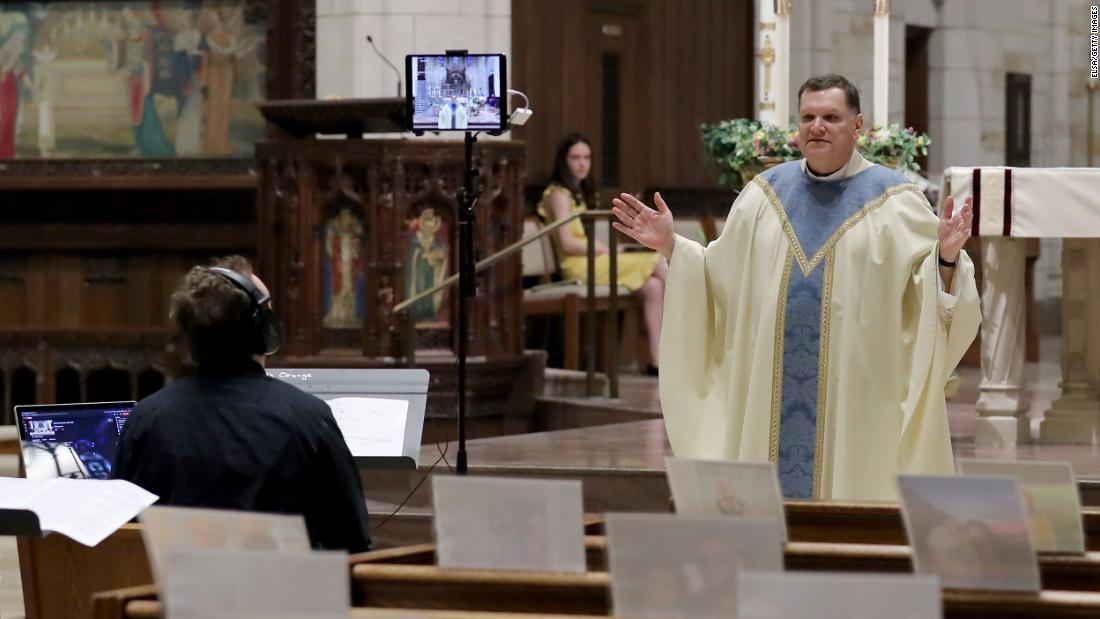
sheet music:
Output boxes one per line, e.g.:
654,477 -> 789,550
0,476 -> 51,507
0,477 -> 157,546
325,397 -> 407,457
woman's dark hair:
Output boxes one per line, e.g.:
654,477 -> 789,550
551,133 -> 598,209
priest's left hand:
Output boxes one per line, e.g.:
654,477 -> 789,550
938,195 -> 973,263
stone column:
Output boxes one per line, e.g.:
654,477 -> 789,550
974,237 -> 1031,446
1040,239 -> 1100,444
872,0 -> 890,128
755,0 -> 778,124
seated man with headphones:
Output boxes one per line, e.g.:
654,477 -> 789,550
112,256 -> 371,552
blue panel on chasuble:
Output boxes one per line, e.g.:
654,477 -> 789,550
778,259 -> 824,498
760,162 -> 909,259
759,161 -> 909,498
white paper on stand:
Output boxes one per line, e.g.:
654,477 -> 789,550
433,476 -> 587,572
665,457 -> 788,541
162,548 -> 348,619
605,513 -> 784,619
141,506 -> 311,586
737,571 -> 942,619
0,477 -> 157,546
325,397 -> 408,457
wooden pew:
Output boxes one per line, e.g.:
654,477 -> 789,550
784,502 -> 1100,550
582,503 -> 1100,550
39,506 -> 1100,619
0,426 -> 20,456
19,523 -> 151,619
346,536 -> 1100,593
91,578 -> 1100,619
92,584 -> 608,619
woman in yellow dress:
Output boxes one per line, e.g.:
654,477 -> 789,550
537,134 -> 667,374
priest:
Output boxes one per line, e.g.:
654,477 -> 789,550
612,74 -> 980,501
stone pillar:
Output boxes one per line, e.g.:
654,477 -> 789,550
755,0 -> 778,124
974,237 -> 1031,446
1040,239 -> 1100,444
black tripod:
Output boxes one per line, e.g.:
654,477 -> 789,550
455,130 -> 479,474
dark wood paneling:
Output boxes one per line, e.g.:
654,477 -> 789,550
0,225 -> 254,251
0,0 -> 317,406
512,0 -> 755,204
905,25 -> 932,172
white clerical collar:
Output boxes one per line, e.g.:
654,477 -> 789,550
800,150 -> 866,182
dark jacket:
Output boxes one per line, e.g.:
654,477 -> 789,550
112,359 -> 371,552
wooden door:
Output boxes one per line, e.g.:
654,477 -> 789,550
585,4 -> 644,202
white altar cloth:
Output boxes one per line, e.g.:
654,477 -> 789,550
942,166 -> 1100,238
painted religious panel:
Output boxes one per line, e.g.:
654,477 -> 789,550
405,206 -> 450,327
322,207 -> 366,330
0,1 -> 266,159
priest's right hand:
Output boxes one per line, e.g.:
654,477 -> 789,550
612,192 -> 676,260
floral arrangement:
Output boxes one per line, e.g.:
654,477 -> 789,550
701,118 -> 932,188
700,119 -> 801,189
856,124 -> 931,172
751,123 -> 800,161
699,118 -> 765,188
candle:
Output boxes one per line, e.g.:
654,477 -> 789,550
874,1 -> 890,128
776,1 -> 790,126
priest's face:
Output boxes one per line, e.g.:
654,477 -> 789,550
797,87 -> 863,175
566,142 -> 592,183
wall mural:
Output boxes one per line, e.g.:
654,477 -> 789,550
322,207 -> 366,330
405,206 -> 450,327
0,1 -> 266,159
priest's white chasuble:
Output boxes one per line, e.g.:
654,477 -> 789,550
661,153 -> 981,501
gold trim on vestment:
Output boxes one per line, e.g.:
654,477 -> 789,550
754,176 -> 920,277
769,250 -> 794,463
811,249 -> 835,499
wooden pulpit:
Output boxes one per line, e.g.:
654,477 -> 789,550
255,99 -> 540,439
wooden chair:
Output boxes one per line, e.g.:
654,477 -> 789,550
521,217 -> 642,374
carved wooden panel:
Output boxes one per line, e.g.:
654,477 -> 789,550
256,139 -> 525,362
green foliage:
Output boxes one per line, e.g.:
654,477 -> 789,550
701,119 -> 933,188
856,124 -> 932,172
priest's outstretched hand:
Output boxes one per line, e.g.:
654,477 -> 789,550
938,195 -> 973,263
937,195 -> 973,292
611,192 -> 676,260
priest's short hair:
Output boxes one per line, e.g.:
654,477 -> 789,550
797,74 -> 861,115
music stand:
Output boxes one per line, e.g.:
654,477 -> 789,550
268,368 -> 428,469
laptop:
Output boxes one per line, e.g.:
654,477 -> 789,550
14,401 -> 135,480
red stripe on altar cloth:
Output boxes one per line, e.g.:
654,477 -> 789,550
971,168 -> 981,236
1003,168 -> 1012,236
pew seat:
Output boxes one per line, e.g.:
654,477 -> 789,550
348,536 -> 1100,594
91,578 -> 1100,619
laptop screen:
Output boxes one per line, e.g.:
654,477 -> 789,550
15,401 -> 135,480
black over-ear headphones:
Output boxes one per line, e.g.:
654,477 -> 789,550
205,267 -> 282,356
